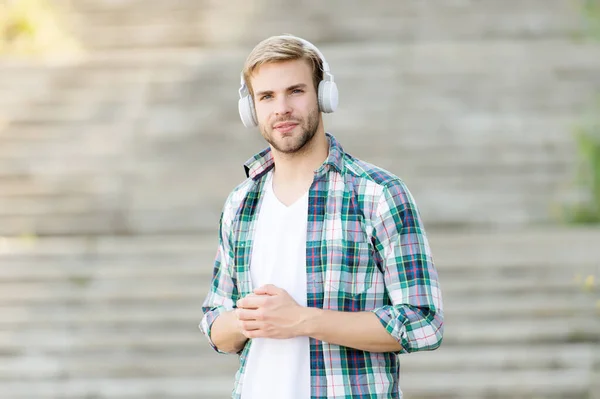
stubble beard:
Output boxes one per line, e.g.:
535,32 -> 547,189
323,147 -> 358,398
260,106 -> 321,155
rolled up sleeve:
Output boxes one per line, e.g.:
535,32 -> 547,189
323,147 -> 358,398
370,180 -> 444,354
199,201 -> 239,354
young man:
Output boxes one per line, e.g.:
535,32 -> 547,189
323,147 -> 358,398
200,35 -> 444,399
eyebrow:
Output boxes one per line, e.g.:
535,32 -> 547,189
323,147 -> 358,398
255,83 -> 308,98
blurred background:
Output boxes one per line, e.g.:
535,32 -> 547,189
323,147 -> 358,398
1,0 -> 599,398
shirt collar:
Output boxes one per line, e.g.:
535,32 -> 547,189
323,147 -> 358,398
243,132 -> 345,180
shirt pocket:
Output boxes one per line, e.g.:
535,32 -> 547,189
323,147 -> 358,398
323,238 -> 375,299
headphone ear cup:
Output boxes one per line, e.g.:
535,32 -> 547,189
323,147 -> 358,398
238,95 -> 258,128
318,80 -> 339,113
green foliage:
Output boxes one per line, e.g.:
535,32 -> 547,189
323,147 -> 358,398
582,0 -> 600,39
569,113 -> 600,224
573,1 -> 600,315
566,0 -> 600,224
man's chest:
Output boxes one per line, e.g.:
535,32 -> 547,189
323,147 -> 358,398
232,181 -> 384,311
249,187 -> 309,306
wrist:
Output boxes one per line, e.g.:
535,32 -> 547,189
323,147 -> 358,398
297,306 -> 322,337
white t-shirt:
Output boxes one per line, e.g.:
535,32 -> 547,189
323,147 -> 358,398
241,173 -> 311,399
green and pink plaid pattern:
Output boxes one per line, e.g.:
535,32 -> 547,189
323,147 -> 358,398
201,133 -> 444,399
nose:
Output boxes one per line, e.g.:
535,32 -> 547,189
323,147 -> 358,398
274,95 -> 292,116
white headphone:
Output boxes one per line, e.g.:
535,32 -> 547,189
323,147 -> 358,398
238,35 -> 339,128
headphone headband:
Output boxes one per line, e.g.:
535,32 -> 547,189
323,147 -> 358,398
275,35 -> 332,76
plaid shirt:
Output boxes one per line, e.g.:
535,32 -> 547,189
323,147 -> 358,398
200,133 -> 444,399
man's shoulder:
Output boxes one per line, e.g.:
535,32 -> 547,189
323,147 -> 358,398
340,152 -> 420,214
342,152 -> 406,191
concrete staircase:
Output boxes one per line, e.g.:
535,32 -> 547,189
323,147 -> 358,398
2,40 -> 600,235
0,50 -> 229,236
0,62 -> 123,236
1,1 -> 600,398
1,1 -> 599,234
1,228 -> 599,398
59,0 -> 587,49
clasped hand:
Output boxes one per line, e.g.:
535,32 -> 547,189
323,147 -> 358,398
235,284 -> 305,339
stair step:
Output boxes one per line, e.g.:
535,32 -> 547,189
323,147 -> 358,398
6,101 -> 108,125
0,140 -> 122,160
339,113 -> 576,141
0,69 -> 56,95
399,369 -> 591,399
0,344 -> 591,381
48,66 -> 157,90
0,235 -> 213,258
0,196 -> 569,236
70,23 -> 206,50
0,376 -> 234,399
73,8 -> 202,28
0,195 -> 119,217
402,344 -> 595,372
401,171 -> 573,191
358,152 -> 575,176
0,213 -> 121,236
63,47 -> 214,70
1,351 -> 238,380
0,229 -> 598,265
0,189 -> 572,235
69,0 -> 201,13
0,270 -> 592,300
0,130 -> 75,143
0,157 -> 121,177
0,318 -> 597,354
0,175 -> 121,197
0,370 -> 593,399
1,256 -> 594,286
65,1 -> 583,50
428,228 -> 600,270
0,260 -> 210,281
140,117 -> 575,147
0,292 -> 596,326
0,123 -> 117,141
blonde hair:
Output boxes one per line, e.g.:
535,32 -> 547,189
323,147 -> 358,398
242,35 -> 323,99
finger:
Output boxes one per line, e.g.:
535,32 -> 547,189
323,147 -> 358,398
254,284 -> 280,296
240,320 -> 261,331
237,294 -> 261,309
236,294 -> 251,308
236,308 -> 259,321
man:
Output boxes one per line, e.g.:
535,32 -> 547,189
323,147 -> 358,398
200,34 -> 444,399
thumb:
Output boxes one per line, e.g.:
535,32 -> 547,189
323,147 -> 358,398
254,284 -> 279,296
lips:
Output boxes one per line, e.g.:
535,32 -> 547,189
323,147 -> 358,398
273,122 -> 298,134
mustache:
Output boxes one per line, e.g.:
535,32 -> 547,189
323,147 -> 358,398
272,117 -> 301,125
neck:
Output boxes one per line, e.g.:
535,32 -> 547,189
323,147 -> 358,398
271,129 -> 329,188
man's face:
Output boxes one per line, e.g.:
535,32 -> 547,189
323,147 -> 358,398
250,59 -> 321,154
